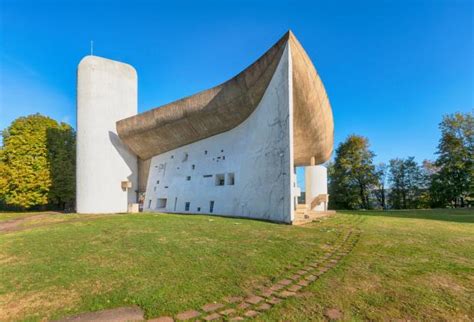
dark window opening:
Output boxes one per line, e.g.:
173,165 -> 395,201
204,150 -> 208,155
210,201 -> 215,213
192,164 -> 195,170
215,174 -> 225,186
222,156 -> 225,160
185,202 -> 190,211
197,207 -> 201,212
156,180 -> 160,184
221,149 -> 224,152
203,174 -> 212,178
164,186 -> 169,189
171,155 -> 174,159
186,176 -> 191,181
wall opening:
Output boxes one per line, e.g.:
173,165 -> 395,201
156,198 -> 167,209
174,197 -> 177,211
186,176 -> 191,181
185,202 -> 190,211
215,174 -> 225,186
210,201 -> 215,213
227,173 -> 235,185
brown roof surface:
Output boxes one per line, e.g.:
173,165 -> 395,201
116,31 -> 333,167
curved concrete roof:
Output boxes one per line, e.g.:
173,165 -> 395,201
117,31 -> 333,166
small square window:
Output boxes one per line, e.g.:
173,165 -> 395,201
204,150 -> 208,155
186,176 -> 191,181
197,207 -> 201,212
221,149 -> 224,152
185,202 -> 190,211
156,180 -> 160,184
171,155 -> 174,159
215,174 -> 225,186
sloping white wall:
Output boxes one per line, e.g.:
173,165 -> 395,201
144,44 -> 294,223
77,56 -> 137,213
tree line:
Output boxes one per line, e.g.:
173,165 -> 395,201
0,112 -> 472,211
329,112 -> 473,210
0,114 -> 75,211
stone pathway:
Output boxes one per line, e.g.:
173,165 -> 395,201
57,226 -> 361,321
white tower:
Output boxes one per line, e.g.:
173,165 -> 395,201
76,56 -> 138,213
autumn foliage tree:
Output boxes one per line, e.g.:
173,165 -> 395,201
0,114 -> 75,210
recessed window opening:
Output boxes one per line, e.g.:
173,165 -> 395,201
192,164 -> 195,170
186,176 -> 191,181
210,201 -> 215,213
222,156 -> 225,160
215,174 -> 225,186
221,149 -> 224,152
204,150 -> 208,155
171,155 -> 174,159
164,186 -> 169,189
197,207 -> 201,212
156,180 -> 160,184
156,198 -> 167,209
185,202 -> 190,211
154,186 -> 157,191
148,199 -> 152,208
227,173 -> 235,185
203,174 -> 212,178
182,153 -> 188,162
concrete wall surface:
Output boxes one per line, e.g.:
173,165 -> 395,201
144,44 -> 294,223
77,55 -> 138,213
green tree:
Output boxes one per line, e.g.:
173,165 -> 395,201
46,124 -> 76,210
388,157 -> 427,209
430,112 -> 473,207
328,135 -> 377,210
0,114 -> 76,210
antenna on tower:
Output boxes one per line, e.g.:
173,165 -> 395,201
90,40 -> 94,56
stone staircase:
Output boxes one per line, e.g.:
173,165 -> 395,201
292,203 -> 335,225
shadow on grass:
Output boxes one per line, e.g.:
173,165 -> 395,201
340,208 -> 474,224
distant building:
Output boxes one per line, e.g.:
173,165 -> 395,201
76,31 -> 334,224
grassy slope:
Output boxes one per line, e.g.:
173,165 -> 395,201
0,209 -> 473,321
263,209 -> 474,321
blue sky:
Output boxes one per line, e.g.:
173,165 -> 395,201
0,0 -> 473,166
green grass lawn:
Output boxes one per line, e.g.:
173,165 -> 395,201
0,209 -> 472,321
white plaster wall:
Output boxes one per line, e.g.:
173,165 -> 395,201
305,165 -> 328,211
144,44 -> 294,223
77,56 -> 138,213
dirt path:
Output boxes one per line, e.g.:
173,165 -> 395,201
0,213 -> 58,233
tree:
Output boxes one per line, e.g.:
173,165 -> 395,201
46,124 -> 76,210
430,112 -> 473,207
0,114 -> 76,210
328,135 -> 377,210
388,157 -> 427,209
373,163 -> 388,209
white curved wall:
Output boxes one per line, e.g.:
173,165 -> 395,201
77,56 -> 137,213
144,44 -> 294,223
305,165 -> 328,211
